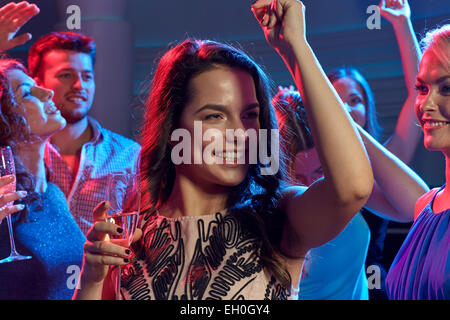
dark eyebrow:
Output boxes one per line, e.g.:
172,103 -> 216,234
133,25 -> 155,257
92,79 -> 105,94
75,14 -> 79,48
194,104 -> 227,115
243,103 -> 260,111
57,68 -> 94,74
416,75 -> 450,84
194,103 -> 259,115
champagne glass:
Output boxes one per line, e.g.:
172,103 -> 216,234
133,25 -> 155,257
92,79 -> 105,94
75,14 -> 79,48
106,172 -> 140,300
0,146 -> 32,263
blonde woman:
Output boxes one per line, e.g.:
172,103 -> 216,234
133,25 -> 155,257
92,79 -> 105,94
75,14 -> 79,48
385,24 -> 450,300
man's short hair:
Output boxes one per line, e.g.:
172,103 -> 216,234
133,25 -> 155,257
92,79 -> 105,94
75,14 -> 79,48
28,31 -> 96,80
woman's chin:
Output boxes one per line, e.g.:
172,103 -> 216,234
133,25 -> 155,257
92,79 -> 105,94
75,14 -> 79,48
210,165 -> 249,187
424,137 -> 449,152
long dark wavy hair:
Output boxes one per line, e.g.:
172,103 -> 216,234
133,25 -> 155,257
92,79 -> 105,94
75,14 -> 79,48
0,58 -> 40,221
139,39 -> 292,288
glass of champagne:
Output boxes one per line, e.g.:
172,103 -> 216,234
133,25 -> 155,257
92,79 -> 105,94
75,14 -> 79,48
106,172 -> 140,300
0,146 -> 32,263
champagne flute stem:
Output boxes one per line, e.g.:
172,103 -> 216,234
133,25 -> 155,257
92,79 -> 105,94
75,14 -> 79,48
116,265 -> 121,300
5,215 -> 19,256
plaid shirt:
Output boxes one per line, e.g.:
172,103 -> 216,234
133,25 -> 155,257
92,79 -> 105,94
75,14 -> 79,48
44,117 -> 141,235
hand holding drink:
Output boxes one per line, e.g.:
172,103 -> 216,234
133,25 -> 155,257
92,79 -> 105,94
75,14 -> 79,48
77,173 -> 140,299
0,175 -> 27,222
0,146 -> 32,263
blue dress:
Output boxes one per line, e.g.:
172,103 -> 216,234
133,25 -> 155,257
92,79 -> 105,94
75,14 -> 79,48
386,186 -> 450,299
0,183 -> 86,300
298,212 -> 370,300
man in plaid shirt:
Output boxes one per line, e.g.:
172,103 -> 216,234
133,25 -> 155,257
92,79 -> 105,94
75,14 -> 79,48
28,32 -> 140,235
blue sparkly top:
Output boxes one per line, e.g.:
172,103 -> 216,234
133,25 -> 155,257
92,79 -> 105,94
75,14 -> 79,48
0,183 -> 86,300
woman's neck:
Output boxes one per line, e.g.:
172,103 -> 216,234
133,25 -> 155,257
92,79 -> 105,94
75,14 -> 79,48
159,174 -> 229,218
16,139 -> 47,193
440,156 -> 450,195
431,155 -> 450,213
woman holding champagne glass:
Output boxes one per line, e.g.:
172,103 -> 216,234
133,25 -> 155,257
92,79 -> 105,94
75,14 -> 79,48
74,0 -> 374,300
0,1 -> 85,299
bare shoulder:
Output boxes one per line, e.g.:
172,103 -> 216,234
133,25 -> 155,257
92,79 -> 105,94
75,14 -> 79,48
414,188 -> 439,220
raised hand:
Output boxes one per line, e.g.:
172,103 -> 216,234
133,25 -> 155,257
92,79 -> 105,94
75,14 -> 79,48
251,0 -> 306,52
0,175 -> 27,222
379,0 -> 411,23
0,1 -> 40,52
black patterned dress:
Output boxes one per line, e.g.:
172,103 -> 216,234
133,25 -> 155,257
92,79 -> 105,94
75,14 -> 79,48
119,211 -> 292,300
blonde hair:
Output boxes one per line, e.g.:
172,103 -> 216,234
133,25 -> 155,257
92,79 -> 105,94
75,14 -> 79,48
421,24 -> 450,72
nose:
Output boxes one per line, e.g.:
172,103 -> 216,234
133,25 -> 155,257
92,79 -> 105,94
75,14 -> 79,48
420,91 -> 438,113
225,120 -> 249,149
226,118 -> 246,140
72,74 -> 85,89
33,86 -> 54,102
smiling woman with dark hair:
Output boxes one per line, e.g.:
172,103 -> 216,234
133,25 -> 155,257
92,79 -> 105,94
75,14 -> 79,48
74,0 -> 375,300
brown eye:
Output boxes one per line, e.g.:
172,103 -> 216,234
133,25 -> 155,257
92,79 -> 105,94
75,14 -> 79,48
440,85 -> 450,95
83,73 -> 94,81
243,111 -> 259,119
350,97 -> 362,105
204,113 -> 223,121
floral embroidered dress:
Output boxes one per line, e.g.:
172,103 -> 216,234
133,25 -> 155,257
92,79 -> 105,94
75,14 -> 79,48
120,211 -> 292,300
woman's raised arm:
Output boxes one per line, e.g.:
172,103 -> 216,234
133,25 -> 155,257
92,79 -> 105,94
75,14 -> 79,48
252,0 -> 374,254
379,0 -> 423,163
